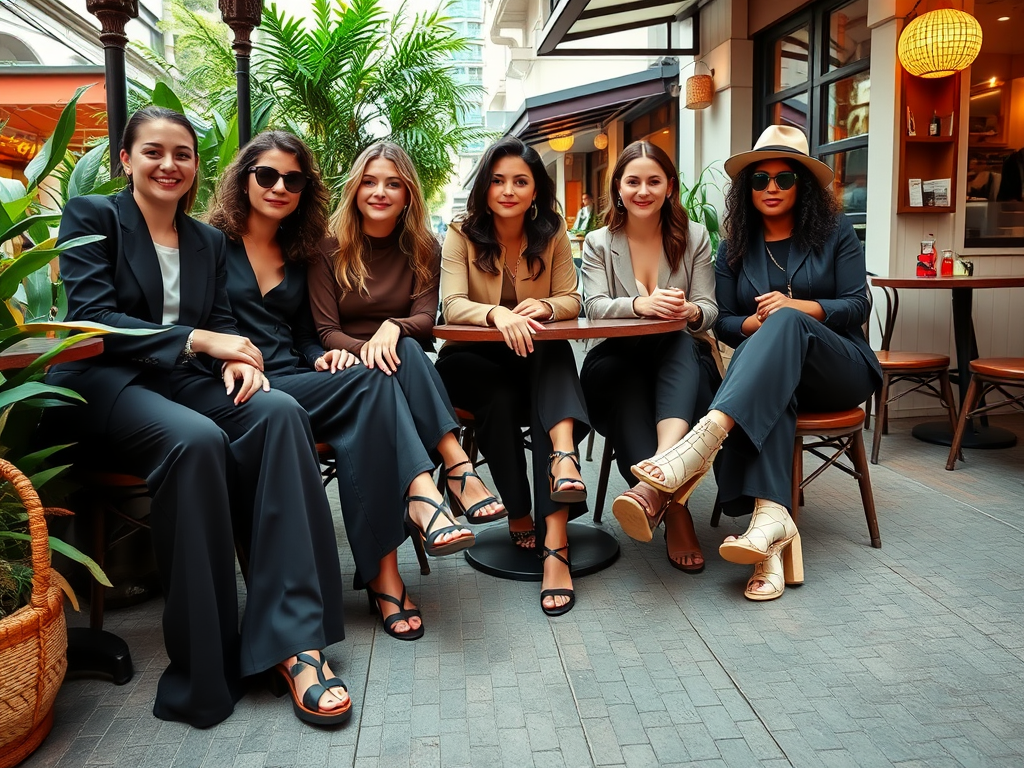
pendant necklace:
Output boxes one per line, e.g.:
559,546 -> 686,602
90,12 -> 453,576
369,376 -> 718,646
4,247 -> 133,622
765,242 -> 792,298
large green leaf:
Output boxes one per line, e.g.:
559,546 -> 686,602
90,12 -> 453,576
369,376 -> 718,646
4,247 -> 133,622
216,114 -> 239,176
0,531 -> 112,587
23,262 -> 55,323
25,84 -> 94,191
89,177 -> 127,197
0,235 -> 105,301
0,331 -> 107,389
15,444 -> 73,475
0,213 -> 61,249
151,81 -> 186,115
0,319 -> 163,346
0,382 -> 85,410
0,178 -> 27,206
67,142 -> 108,199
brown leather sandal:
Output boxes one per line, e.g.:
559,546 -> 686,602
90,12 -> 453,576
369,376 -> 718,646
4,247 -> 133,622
611,483 -> 669,542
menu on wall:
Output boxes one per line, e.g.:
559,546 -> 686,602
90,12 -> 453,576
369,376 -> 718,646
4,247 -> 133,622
908,178 -> 950,207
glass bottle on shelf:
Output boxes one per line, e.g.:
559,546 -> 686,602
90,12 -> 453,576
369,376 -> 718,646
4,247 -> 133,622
929,111 -> 941,137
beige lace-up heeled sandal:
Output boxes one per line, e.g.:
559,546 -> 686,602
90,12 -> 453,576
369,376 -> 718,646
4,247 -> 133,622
719,499 -> 799,565
743,535 -> 804,601
630,417 -> 729,499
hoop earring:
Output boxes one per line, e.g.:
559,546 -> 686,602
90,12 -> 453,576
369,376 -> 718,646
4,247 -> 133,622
530,201 -> 538,220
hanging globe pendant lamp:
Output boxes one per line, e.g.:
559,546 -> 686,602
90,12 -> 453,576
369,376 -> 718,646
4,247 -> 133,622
898,7 -> 982,79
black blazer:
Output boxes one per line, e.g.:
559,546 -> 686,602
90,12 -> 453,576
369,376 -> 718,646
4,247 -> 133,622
714,214 -> 881,380
48,190 -> 238,428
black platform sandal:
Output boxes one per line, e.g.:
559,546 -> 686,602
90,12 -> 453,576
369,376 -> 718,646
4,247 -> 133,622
548,450 -> 587,504
270,651 -> 352,726
405,495 -> 476,557
540,544 -> 576,617
367,585 -> 424,641
445,460 -> 507,524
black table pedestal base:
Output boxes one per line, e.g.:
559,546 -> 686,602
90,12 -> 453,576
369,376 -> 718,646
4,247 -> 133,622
464,521 -> 620,581
911,421 -> 1018,449
65,627 -> 134,685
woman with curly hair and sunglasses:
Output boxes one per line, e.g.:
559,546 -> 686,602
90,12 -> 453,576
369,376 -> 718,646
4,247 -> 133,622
631,126 -> 880,602
208,133 -> 481,647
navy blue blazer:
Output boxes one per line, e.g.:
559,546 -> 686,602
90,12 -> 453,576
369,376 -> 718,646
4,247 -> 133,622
714,214 -> 881,380
48,190 -> 238,428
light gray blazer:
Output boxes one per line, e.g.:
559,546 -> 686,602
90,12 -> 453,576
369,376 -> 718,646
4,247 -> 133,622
581,222 -> 718,337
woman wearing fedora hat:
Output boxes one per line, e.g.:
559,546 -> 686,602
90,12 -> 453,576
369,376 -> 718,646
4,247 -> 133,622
632,125 -> 881,601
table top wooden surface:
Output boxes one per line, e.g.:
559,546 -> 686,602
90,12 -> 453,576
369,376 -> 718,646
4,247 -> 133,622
0,336 -> 104,371
869,275 -> 1024,290
433,317 -> 688,342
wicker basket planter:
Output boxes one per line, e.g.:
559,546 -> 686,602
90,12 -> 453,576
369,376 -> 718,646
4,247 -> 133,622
0,459 -> 68,768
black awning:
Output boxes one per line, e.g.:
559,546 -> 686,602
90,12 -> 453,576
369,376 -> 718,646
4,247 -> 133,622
506,60 -> 679,145
538,0 -> 698,57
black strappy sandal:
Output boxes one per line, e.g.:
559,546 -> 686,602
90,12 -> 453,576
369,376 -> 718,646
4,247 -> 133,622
270,651 -> 352,726
445,460 -> 507,524
367,585 -> 424,641
548,450 -> 587,504
540,544 -> 576,617
405,495 -> 476,557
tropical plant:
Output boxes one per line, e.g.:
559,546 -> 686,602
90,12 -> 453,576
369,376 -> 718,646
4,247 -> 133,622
679,163 -> 728,255
256,0 -> 492,202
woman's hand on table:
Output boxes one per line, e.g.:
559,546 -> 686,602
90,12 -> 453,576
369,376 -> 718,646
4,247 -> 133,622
315,349 -> 360,374
512,298 -> 554,321
634,288 -> 691,320
490,306 -> 545,357
192,330 -> 264,370
223,361 -> 270,405
360,320 -> 402,375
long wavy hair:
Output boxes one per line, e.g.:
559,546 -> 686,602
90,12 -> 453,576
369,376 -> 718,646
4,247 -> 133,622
328,142 -> 436,296
206,131 -> 329,264
458,136 -> 562,279
121,106 -> 200,214
605,141 -> 690,273
722,158 -> 840,271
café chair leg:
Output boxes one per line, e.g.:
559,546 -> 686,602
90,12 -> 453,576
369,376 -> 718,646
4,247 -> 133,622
593,439 -> 614,525
791,436 -> 803,526
947,377 -> 981,470
870,373 -> 892,464
850,430 -> 882,548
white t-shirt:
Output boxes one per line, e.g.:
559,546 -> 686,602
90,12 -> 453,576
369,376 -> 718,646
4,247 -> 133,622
152,242 -> 181,325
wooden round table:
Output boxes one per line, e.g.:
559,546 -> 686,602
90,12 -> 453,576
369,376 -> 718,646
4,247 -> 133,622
434,317 -> 688,581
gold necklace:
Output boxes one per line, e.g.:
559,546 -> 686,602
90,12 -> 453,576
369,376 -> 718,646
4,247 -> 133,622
764,242 -> 792,298
504,236 -> 526,279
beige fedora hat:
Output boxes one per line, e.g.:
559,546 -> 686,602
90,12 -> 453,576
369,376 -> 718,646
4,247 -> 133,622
724,125 -> 834,188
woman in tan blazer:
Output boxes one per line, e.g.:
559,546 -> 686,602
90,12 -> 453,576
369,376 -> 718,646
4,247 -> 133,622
581,141 -> 719,574
436,136 -> 590,616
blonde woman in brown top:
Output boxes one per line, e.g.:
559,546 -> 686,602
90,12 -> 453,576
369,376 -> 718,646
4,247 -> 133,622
436,137 -> 590,617
309,142 -> 505,622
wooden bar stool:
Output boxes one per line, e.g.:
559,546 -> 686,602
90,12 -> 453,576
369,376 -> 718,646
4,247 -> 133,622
316,444 -> 430,575
711,408 -> 881,548
946,358 -> 1024,470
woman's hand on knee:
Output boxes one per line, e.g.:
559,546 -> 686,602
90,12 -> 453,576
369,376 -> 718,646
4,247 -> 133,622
316,349 -> 360,374
223,361 -> 271,405
192,330 -> 264,370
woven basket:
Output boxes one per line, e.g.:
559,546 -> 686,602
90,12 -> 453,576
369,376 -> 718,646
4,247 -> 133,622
0,459 -> 68,768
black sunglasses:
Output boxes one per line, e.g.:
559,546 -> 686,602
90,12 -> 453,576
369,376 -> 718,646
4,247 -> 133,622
248,166 -> 309,193
751,171 -> 798,192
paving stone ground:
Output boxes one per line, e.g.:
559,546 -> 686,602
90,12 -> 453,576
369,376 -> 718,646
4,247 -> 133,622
21,409 -> 1024,768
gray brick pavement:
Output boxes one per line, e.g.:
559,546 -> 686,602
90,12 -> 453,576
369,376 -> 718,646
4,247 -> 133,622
21,412 -> 1024,768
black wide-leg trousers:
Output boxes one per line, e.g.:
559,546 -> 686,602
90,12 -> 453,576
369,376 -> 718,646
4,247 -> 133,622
711,309 -> 878,516
435,340 -> 590,535
100,366 -> 344,727
580,331 -> 714,485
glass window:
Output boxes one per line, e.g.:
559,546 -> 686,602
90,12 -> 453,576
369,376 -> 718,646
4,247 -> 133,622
821,147 -> 868,242
468,22 -> 482,37
828,0 -> 870,71
772,92 -> 809,133
826,71 -> 870,142
774,25 -> 809,92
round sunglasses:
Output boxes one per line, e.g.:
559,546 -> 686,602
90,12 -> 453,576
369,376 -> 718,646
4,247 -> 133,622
751,171 -> 798,192
248,166 -> 309,193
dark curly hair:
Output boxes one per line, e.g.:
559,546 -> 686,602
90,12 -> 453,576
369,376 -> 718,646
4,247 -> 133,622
722,159 -> 840,272
605,140 -> 690,273
206,131 -> 330,265
458,136 -> 563,280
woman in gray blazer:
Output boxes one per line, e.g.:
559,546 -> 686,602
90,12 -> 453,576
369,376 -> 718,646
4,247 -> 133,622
632,126 -> 881,602
580,141 -> 719,573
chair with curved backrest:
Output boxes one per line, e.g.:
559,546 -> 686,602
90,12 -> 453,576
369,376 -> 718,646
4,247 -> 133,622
946,358 -> 1024,470
869,282 -> 958,464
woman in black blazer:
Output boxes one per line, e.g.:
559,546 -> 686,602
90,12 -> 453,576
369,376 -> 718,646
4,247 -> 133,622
48,108 -> 350,727
632,126 -> 881,602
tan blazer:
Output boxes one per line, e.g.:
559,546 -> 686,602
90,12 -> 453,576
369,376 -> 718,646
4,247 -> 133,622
440,220 -> 582,325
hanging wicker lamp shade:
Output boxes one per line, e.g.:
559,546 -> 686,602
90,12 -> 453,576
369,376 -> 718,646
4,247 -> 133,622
548,133 -> 574,152
685,74 -> 714,109
898,8 -> 982,79
593,132 -> 608,150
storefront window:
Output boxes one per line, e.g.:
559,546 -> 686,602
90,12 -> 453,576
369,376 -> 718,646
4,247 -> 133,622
963,1 -> 1024,248
757,0 -> 869,228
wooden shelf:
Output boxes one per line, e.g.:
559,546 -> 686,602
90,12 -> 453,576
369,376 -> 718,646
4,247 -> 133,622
898,68 -> 961,214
